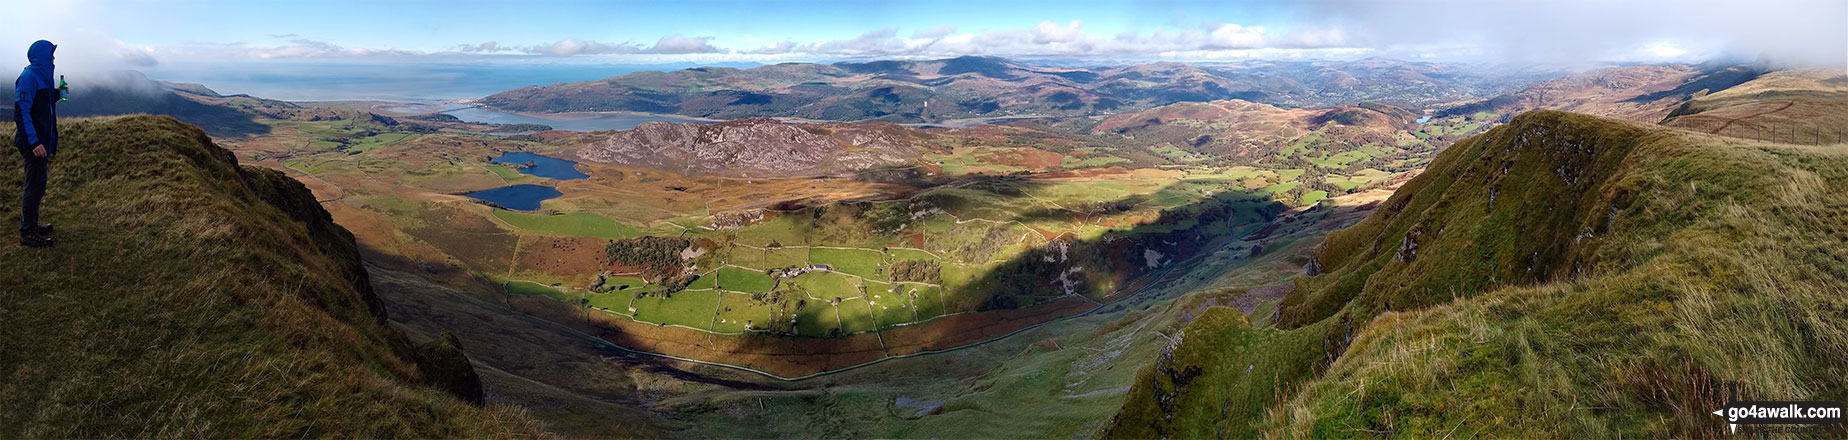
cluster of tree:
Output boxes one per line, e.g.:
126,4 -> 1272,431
657,273 -> 696,296
954,225 -> 1023,263
888,259 -> 942,284
587,274 -> 619,293
604,236 -> 692,280
1071,199 -> 1137,215
855,201 -> 912,235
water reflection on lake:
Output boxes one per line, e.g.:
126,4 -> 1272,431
465,184 -> 562,211
491,151 -> 589,180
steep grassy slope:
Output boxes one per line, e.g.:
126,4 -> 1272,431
1109,110 -> 1847,437
0,116 -> 544,437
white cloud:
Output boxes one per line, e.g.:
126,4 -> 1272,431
649,34 -> 721,54
802,28 -> 910,56
1308,0 -> 1844,66
99,0 -> 1845,66
1031,20 -> 1085,44
1645,44 -> 1688,58
748,40 -> 797,55
528,38 -> 639,55
1206,24 -> 1266,49
457,41 -> 509,53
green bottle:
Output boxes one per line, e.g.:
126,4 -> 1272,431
58,75 -> 68,101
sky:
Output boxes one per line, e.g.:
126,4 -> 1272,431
4,0 -> 1844,71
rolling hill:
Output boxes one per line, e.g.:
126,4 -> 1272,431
1106,109 -> 1848,437
1090,100 -> 1420,158
566,117 -> 927,177
478,56 -> 1537,123
0,116 -> 545,437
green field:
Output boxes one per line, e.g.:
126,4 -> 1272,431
1060,155 -> 1133,169
733,213 -> 812,247
505,280 -> 574,302
713,292 -> 774,333
717,266 -> 777,292
790,271 -> 862,302
486,164 -> 529,181
764,246 -> 810,268
793,298 -> 839,337
862,280 -> 917,329
684,272 -> 718,290
836,298 -> 877,334
345,132 -> 417,154
1302,190 -> 1330,205
807,247 -> 884,278
727,244 -> 767,268
586,291 -> 633,313
925,146 -> 1030,176
599,276 -> 649,291
493,210 -> 643,239
908,284 -> 948,321
630,290 -> 720,330
885,247 -> 939,262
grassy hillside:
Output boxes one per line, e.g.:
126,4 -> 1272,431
1108,110 -> 1848,437
0,116 -> 545,437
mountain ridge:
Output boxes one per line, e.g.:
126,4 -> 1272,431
478,56 -> 1535,123
1106,110 -> 1848,438
0,116 -> 544,437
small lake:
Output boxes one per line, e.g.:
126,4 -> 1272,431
465,184 -> 562,211
1416,116 -> 1433,123
443,105 -> 710,132
492,151 -> 589,180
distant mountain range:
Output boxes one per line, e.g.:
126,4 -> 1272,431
0,71 -> 270,138
479,56 -> 1546,123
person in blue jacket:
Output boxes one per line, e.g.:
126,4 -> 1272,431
14,40 -> 57,248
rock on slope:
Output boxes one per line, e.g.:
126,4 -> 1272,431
0,116 -> 542,437
1108,110 -> 1848,438
572,117 -> 922,177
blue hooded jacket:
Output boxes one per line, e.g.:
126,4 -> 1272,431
15,40 -> 55,153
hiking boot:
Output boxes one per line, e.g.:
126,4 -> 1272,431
33,223 -> 52,236
19,233 -> 51,248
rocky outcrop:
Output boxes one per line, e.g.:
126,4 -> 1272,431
413,333 -> 485,405
574,118 -> 920,177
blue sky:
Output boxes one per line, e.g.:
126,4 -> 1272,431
99,1 -> 1297,52
8,0 -> 1846,68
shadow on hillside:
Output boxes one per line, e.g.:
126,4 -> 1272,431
361,171 -> 1289,379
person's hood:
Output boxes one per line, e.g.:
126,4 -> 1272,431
27,40 -> 54,68
24,40 -> 54,88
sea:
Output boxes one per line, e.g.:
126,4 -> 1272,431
143,61 -> 755,103
143,61 -> 736,131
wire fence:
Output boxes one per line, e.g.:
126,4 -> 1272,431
1620,113 -> 1846,146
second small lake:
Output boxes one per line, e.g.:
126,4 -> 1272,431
465,184 -> 563,211
491,151 -> 589,180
